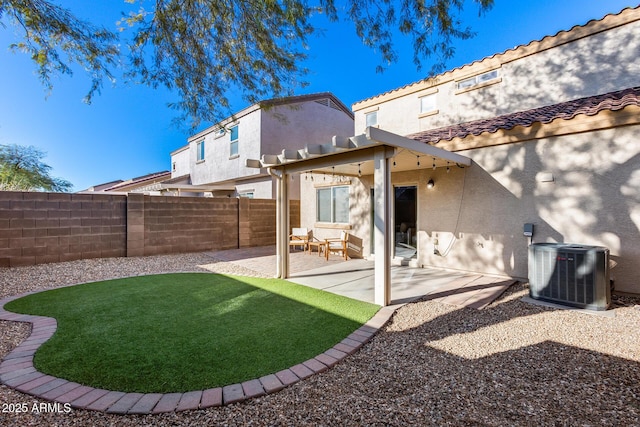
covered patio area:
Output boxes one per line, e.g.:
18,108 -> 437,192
208,246 -> 515,308
246,127 -> 475,307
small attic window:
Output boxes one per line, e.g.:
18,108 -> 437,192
456,69 -> 500,91
365,111 -> 378,127
420,93 -> 437,114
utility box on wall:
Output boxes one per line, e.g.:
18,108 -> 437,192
528,243 -> 610,310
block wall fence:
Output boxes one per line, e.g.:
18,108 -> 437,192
0,192 -> 300,268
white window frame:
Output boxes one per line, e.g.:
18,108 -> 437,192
196,140 -> 205,162
419,93 -> 437,114
316,185 -> 350,224
365,111 -> 378,128
229,125 -> 239,157
456,69 -> 500,91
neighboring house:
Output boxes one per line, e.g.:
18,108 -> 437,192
80,171 -> 171,195
171,93 -> 354,199
291,6 -> 640,296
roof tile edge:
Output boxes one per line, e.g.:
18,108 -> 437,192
352,6 -> 640,111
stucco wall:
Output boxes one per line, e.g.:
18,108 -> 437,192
354,12 -> 640,135
261,100 -> 354,151
178,97 -> 353,195
189,111 -> 262,185
171,146 -> 190,179
418,125 -> 640,294
297,124 -> 640,294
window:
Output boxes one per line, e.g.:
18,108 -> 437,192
239,192 -> 254,199
214,128 -> 225,139
172,162 -> 176,172
317,186 -> 349,223
456,69 -> 499,90
230,125 -> 239,157
365,111 -> 378,127
196,140 -> 205,161
420,93 -> 437,114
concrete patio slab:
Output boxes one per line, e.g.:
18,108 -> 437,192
286,258 -> 514,308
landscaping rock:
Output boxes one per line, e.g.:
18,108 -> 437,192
0,254 -> 639,426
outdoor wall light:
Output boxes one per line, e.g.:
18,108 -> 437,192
427,179 -> 435,189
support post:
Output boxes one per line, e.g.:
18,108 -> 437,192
275,169 -> 290,278
373,147 -> 392,306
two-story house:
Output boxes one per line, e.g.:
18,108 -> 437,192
286,6 -> 640,300
169,93 -> 354,199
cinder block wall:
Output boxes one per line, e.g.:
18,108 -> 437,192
0,192 -> 127,267
142,195 -> 239,256
238,198 -> 300,248
0,192 -> 300,268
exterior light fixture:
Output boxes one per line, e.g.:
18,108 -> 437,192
427,179 -> 435,189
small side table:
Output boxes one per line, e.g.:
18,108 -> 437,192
307,241 -> 326,257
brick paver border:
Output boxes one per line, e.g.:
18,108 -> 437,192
0,287 -> 395,415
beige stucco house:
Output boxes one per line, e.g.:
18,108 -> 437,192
169,93 -> 353,199
276,6 -> 640,301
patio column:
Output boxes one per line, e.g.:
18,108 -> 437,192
275,169 -> 290,279
373,147 -> 392,306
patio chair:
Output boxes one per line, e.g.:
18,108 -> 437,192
289,227 -> 310,253
325,230 -> 349,261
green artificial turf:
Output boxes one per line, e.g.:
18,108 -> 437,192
5,273 -> 379,393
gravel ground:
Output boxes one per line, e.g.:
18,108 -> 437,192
1,253 -> 639,426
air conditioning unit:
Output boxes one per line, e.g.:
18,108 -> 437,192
528,243 -> 610,310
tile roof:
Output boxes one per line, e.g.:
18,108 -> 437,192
407,87 -> 640,145
104,171 -> 171,191
353,6 -> 639,108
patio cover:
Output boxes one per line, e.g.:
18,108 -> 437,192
246,126 -> 472,306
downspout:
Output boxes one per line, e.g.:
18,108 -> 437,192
267,167 -> 281,180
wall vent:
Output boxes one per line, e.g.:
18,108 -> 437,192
315,98 -> 343,112
528,243 -> 610,310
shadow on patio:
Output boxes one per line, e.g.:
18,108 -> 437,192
207,246 -> 516,308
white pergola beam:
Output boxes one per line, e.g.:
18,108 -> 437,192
280,146 -> 395,175
332,135 -> 353,149
281,149 -> 301,160
350,134 -> 375,148
262,154 -> 281,166
366,127 -> 472,166
306,144 -> 323,155
246,159 -> 262,168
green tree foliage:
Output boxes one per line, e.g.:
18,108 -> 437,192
0,0 -> 119,103
0,144 -> 73,192
1,0 -> 493,127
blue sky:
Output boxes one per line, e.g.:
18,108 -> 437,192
0,1 -> 635,191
